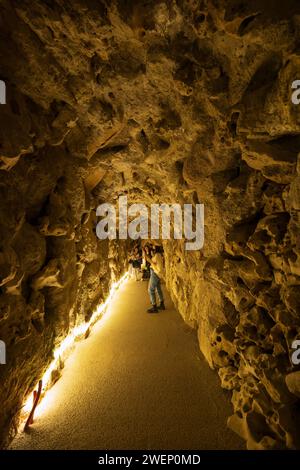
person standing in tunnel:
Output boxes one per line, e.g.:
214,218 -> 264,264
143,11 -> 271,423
143,244 -> 165,313
129,243 -> 143,281
141,245 -> 151,280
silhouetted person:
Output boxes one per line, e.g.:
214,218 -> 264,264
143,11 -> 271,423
129,244 -> 142,280
141,245 -> 151,280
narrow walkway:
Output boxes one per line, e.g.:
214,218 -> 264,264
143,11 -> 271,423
12,280 -> 243,450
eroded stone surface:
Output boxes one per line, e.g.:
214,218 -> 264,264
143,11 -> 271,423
0,0 -> 300,450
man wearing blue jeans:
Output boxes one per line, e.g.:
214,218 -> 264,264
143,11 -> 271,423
143,245 -> 165,313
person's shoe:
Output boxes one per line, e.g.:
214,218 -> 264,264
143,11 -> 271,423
158,301 -> 166,310
147,305 -> 158,313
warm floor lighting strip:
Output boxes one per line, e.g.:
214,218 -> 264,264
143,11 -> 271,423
20,271 -> 129,429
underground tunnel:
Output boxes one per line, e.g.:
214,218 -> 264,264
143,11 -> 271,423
0,0 -> 300,456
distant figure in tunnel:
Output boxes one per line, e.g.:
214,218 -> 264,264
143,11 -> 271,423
143,244 -> 165,313
129,244 -> 142,281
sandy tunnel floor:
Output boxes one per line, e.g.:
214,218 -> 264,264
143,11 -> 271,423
11,279 -> 243,450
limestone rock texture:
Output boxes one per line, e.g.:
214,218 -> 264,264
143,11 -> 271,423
0,0 -> 300,450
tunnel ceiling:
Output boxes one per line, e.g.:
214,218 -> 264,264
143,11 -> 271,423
1,0 -> 300,206
1,0 -> 300,450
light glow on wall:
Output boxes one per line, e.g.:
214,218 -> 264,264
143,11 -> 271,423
21,272 -> 129,427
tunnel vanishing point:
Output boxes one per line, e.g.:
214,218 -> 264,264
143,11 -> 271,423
0,0 -> 300,451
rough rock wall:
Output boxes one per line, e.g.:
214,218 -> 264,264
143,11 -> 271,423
164,153 -> 300,449
0,144 -> 129,448
0,0 -> 300,450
